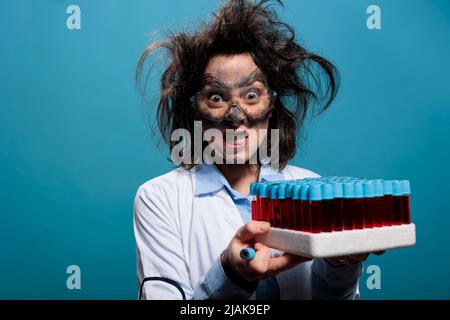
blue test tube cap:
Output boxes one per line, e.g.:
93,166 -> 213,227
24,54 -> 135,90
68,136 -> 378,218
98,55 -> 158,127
310,184 -> 322,201
285,183 -> 294,198
300,184 -> 310,200
259,184 -> 269,198
249,183 -> 257,196
353,181 -> 364,198
392,180 -> 402,196
270,184 -> 279,199
292,184 -> 301,200
401,180 -> 411,195
363,180 -> 375,198
333,182 -> 343,198
343,181 -> 354,198
374,179 -> 384,197
240,247 -> 256,261
277,184 -> 287,199
383,180 -> 393,195
321,183 -> 334,200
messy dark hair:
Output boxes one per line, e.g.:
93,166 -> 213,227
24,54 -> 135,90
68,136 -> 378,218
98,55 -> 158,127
136,0 -> 339,170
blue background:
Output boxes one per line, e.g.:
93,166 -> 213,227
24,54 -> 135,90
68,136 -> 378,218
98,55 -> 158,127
1,0 -> 449,299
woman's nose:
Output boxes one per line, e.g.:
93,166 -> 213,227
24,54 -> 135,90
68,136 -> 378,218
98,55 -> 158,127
225,101 -> 246,125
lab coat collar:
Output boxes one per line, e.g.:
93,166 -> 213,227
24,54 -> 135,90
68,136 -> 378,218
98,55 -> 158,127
194,163 -> 284,197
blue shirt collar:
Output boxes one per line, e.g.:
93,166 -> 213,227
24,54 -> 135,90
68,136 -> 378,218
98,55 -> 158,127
194,163 -> 284,197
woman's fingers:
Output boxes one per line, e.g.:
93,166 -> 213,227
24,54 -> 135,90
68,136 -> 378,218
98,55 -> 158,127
349,253 -> 369,263
267,253 -> 311,275
238,242 -> 310,280
235,221 -> 270,242
248,243 -> 271,274
326,252 -> 373,266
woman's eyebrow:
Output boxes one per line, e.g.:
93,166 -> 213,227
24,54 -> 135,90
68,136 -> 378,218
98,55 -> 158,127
202,75 -> 229,90
202,69 -> 267,90
236,70 -> 267,88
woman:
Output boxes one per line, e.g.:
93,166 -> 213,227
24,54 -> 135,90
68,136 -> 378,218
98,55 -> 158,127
134,0 -> 379,300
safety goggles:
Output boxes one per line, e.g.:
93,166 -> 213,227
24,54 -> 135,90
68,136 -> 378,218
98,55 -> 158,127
190,84 -> 277,124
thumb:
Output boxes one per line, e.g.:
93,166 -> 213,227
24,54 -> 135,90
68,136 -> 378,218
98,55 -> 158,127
235,221 -> 271,242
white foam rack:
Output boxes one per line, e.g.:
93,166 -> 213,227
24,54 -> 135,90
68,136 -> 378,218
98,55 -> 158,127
255,224 -> 416,258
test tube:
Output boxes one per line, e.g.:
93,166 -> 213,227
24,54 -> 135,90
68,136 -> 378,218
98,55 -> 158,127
300,184 -> 311,232
383,180 -> 394,226
331,182 -> 344,231
400,180 -> 411,224
353,181 -> 364,229
278,184 -> 289,229
250,183 -> 257,221
310,184 -> 323,233
259,184 -> 271,223
285,183 -> 297,230
343,181 -> 355,230
362,180 -> 375,228
292,184 -> 303,231
392,180 -> 403,225
270,184 -> 279,227
321,183 -> 334,232
373,180 -> 384,227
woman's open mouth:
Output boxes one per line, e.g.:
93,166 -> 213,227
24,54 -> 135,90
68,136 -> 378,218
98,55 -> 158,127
223,129 -> 249,150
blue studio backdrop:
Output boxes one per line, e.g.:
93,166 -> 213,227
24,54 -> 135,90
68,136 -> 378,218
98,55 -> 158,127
1,0 -> 449,299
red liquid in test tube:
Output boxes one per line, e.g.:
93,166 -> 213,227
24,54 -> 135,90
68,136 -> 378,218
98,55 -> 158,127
288,198 -> 296,230
303,200 -> 312,232
321,183 -> 334,232
260,197 -> 268,222
353,182 -> 364,229
280,199 -> 289,229
382,181 -> 394,226
309,184 -> 322,233
401,181 -> 411,224
401,195 -> 411,224
362,181 -> 374,228
363,197 -> 374,228
270,185 -> 280,227
331,198 -> 344,231
383,195 -> 394,226
343,182 -> 355,230
392,181 -> 403,225
286,184 -> 296,230
310,200 -> 322,233
331,182 -> 344,231
295,199 -> 304,231
353,198 -> 364,229
373,180 -> 384,227
255,196 -> 261,221
272,200 -> 279,227
277,184 -> 289,229
321,200 -> 333,232
392,196 -> 403,225
259,185 -> 271,224
372,196 -> 384,227
290,184 -> 301,231
251,200 -> 256,220
300,185 -> 311,232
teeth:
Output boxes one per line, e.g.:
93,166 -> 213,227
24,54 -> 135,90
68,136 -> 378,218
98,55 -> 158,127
225,131 -> 248,140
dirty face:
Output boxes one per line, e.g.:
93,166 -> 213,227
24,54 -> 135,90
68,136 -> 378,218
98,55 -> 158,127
196,53 -> 274,164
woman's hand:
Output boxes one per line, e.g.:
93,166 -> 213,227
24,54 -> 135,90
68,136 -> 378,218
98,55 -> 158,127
221,221 -> 311,284
325,251 -> 385,267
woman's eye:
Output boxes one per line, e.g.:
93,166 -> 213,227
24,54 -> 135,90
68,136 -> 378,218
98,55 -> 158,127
209,94 -> 223,103
246,91 -> 260,100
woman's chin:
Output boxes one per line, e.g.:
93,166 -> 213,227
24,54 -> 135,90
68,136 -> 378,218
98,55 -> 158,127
220,151 -> 260,165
